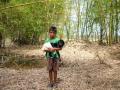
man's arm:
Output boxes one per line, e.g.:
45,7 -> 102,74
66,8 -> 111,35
52,48 -> 62,51
46,47 -> 61,52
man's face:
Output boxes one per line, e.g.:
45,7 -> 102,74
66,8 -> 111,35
49,31 -> 56,38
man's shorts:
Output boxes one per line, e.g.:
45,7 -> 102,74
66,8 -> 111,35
47,58 -> 59,71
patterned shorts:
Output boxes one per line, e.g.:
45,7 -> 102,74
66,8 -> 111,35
47,58 -> 59,71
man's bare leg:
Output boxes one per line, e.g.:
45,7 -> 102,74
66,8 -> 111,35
49,70 -> 53,84
54,71 -> 57,83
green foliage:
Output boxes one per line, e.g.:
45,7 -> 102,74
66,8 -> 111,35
83,0 -> 120,45
0,0 -> 119,46
0,0 -> 65,46
0,0 -> 10,3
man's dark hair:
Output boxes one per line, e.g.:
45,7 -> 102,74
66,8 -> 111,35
49,26 -> 57,34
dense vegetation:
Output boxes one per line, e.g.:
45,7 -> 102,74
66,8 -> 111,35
0,0 -> 65,46
0,0 -> 120,47
65,0 -> 120,45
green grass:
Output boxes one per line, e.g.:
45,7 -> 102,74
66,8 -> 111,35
0,54 -> 46,69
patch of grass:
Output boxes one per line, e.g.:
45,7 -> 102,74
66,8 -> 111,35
0,54 -> 46,69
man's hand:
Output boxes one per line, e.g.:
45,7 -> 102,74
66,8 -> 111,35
48,48 -> 55,52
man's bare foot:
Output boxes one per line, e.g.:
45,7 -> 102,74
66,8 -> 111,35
47,83 -> 53,88
53,82 -> 58,88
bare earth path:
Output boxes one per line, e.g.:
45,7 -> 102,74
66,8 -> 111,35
0,41 -> 120,90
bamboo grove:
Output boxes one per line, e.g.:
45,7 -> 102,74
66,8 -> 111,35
65,0 -> 120,45
0,0 -> 65,47
0,0 -> 120,47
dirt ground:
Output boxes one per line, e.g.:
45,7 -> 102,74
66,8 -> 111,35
0,41 -> 120,90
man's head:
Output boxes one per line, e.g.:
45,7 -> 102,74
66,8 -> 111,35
49,26 -> 57,39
